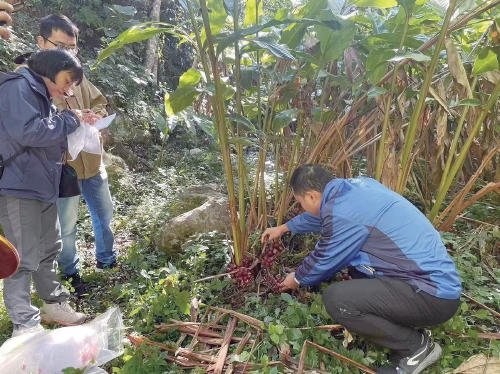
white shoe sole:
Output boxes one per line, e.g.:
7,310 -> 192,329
412,343 -> 442,374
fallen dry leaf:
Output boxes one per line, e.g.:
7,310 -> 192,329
445,354 -> 500,374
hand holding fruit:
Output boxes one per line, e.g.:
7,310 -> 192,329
279,272 -> 300,292
70,109 -> 85,123
261,224 -> 289,244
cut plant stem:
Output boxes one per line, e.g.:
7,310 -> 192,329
462,293 -> 500,319
298,340 -> 376,374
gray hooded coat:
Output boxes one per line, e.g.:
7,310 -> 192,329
0,67 -> 80,203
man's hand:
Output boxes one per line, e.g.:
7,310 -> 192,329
279,272 -> 300,292
0,1 -> 14,40
261,224 -> 290,244
81,110 -> 101,125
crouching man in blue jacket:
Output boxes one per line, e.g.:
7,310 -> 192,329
262,164 -> 461,374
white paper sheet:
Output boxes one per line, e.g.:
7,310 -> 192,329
93,114 -> 116,130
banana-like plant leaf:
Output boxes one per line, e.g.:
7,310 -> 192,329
272,109 -> 299,133
244,0 -> 263,27
179,68 -> 202,88
228,136 -> 259,147
362,33 -> 424,50
450,98 -> 483,108
244,38 -> 296,60
367,86 -> 388,98
201,0 -> 228,44
472,46 -> 500,76
396,0 -> 416,14
164,86 -> 200,117
227,113 -> 257,132
347,0 -> 397,8
366,48 -> 396,85
314,22 -> 355,67
281,0 -> 327,49
92,23 -> 186,68
215,18 -> 341,56
389,52 -> 431,62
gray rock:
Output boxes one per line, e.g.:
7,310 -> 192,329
158,186 -> 231,256
189,148 -> 203,156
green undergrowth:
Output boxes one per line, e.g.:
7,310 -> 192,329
0,143 -> 499,373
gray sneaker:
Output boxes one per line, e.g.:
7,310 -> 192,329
377,330 -> 442,374
41,301 -> 87,326
12,323 -> 45,338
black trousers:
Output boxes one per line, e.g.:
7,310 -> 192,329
322,271 -> 460,357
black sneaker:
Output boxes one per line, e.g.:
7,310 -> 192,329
377,330 -> 442,374
96,260 -> 119,272
62,272 -> 87,299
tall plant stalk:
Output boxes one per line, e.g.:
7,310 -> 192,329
375,8 -> 410,181
198,0 -> 242,265
396,0 -> 458,194
429,81 -> 500,223
233,0 -> 247,246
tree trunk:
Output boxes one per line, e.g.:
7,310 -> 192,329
144,0 -> 162,86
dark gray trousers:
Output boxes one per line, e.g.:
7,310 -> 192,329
0,196 -> 69,329
323,274 -> 460,357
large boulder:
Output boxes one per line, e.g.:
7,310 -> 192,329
158,185 -> 231,256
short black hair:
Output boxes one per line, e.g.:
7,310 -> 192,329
289,164 -> 335,196
27,49 -> 83,86
39,15 -> 79,40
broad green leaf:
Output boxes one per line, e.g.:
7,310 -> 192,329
244,0 -> 263,27
179,68 -> 201,88
281,292 -> 293,303
245,37 -> 296,60
226,113 -> 256,131
92,23 -> 186,68
347,0 -> 397,8
270,333 -> 280,344
362,33 -> 424,50
327,0 -> 348,14
329,76 -> 351,91
272,109 -> 299,133
228,137 -> 258,147
174,290 -> 191,315
367,86 -> 388,98
389,52 -> 431,62
164,86 -> 200,116
366,48 -> 396,85
396,0 -> 415,14
215,18 -> 341,56
472,46 -> 500,76
201,0 -> 228,43
280,0 -> 327,48
314,21 -> 356,67
451,98 -> 483,108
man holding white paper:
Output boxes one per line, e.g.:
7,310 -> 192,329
37,15 -> 118,297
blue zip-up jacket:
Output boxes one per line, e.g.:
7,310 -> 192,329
0,68 -> 80,203
286,177 -> 462,300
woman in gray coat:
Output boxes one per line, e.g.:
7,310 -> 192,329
0,49 -> 87,336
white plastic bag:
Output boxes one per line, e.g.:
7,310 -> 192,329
0,307 -> 124,374
66,114 -> 116,160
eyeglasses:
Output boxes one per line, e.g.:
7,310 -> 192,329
42,37 -> 79,54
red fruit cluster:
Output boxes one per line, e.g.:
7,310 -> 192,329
260,241 -> 284,268
263,272 -> 284,293
227,264 -> 253,287
336,271 -> 351,282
